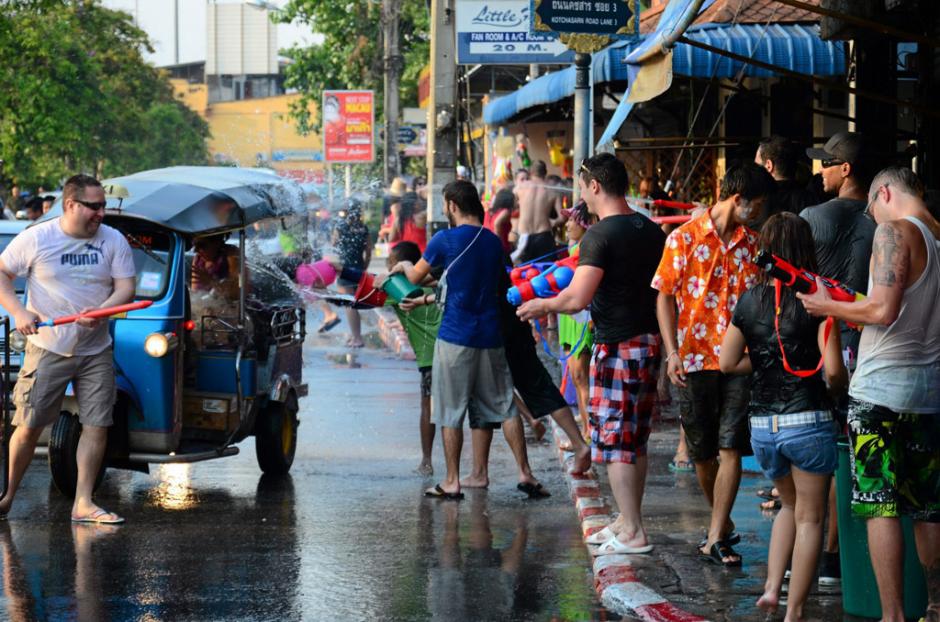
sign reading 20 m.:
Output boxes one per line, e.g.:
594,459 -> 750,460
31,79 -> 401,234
532,0 -> 639,37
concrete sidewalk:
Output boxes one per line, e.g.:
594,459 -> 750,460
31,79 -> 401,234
566,420 -> 845,621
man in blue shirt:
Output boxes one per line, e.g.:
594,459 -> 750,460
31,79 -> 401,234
394,180 -> 517,499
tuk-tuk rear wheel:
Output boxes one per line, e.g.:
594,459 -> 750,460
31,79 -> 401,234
255,396 -> 298,475
48,412 -> 107,498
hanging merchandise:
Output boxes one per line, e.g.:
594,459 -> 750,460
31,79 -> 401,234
547,130 -> 567,167
515,133 -> 532,168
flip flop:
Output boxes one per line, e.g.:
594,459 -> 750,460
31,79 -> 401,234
424,484 -> 464,500
698,531 -> 741,549
317,317 -> 341,333
517,482 -> 551,499
668,459 -> 696,472
592,535 -> 653,556
756,487 -> 779,501
70,509 -> 125,525
585,526 -> 617,545
760,498 -> 782,511
699,541 -> 742,567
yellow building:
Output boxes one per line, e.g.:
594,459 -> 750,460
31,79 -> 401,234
171,78 -> 325,183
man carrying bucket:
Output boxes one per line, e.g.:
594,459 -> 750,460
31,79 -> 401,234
392,180 -> 516,500
0,174 -> 136,524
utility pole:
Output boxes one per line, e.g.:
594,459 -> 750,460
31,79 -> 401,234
426,0 -> 457,234
572,52 -> 591,204
383,0 -> 402,186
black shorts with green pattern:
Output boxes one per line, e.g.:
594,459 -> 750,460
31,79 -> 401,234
847,398 -> 940,522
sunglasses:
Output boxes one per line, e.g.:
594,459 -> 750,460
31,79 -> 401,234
820,158 -> 845,169
865,183 -> 888,220
74,199 -> 107,211
579,162 -> 592,176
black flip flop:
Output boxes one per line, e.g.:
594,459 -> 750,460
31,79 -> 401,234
424,484 -> 464,500
517,482 -> 551,499
698,531 -> 740,549
318,317 -> 341,333
699,541 -> 742,567
760,498 -> 782,511
756,487 -> 779,501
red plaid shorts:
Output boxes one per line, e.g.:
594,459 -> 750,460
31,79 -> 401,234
589,334 -> 661,464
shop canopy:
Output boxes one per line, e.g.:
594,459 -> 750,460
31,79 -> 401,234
482,21 -> 846,135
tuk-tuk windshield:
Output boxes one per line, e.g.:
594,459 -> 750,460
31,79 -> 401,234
123,229 -> 174,300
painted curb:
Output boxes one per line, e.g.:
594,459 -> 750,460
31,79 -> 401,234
372,307 -> 416,361
550,423 -> 711,622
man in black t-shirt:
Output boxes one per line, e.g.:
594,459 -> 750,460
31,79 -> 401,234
754,135 -> 817,228
519,153 -> 666,556
801,131 -> 875,368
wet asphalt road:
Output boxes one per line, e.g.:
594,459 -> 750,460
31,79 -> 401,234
0,314 -> 615,622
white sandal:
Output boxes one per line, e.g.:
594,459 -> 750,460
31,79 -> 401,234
591,535 -> 653,556
585,526 -> 616,545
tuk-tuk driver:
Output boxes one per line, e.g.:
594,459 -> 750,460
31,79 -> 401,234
191,234 -> 241,300
0,174 -> 136,524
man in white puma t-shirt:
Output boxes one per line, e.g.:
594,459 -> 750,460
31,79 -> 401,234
0,174 -> 135,524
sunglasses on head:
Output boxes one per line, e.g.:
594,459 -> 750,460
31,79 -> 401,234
820,158 -> 845,169
74,198 -> 107,211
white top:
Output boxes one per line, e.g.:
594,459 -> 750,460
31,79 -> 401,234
850,216 -> 940,413
1,219 -> 135,356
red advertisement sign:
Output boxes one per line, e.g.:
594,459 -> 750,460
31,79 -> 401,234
322,90 -> 375,163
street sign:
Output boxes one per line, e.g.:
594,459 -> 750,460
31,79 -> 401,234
456,0 -> 575,65
322,90 -> 375,163
531,0 -> 640,38
398,126 -> 418,143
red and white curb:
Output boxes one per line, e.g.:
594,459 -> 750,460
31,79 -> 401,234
551,424 -> 711,622
372,307 -> 415,361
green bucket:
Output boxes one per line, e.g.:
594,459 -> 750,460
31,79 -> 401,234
383,273 -> 423,303
835,441 -> 927,619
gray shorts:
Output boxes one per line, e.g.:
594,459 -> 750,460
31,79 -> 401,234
12,342 -> 116,429
431,340 -> 516,429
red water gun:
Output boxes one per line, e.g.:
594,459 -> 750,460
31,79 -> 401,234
35,300 -> 154,327
508,254 -> 579,306
510,265 -> 542,288
753,251 -> 863,303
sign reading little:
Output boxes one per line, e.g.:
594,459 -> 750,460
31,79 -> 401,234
532,0 -> 639,38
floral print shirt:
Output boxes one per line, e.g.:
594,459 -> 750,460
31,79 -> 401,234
651,209 -> 760,373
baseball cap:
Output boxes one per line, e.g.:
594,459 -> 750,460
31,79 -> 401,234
806,131 -> 865,164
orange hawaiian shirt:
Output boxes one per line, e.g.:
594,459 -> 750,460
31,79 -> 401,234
651,209 -> 760,373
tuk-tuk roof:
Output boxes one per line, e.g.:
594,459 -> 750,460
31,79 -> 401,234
99,166 -> 304,235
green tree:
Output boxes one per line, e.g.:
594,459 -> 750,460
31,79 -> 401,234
0,0 -> 208,188
274,0 -> 430,135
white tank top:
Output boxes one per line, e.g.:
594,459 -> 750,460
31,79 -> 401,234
850,216 -> 940,413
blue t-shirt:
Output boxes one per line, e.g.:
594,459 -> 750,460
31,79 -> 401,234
423,225 -> 504,348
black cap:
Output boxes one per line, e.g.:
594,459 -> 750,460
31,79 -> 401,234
806,131 -> 865,164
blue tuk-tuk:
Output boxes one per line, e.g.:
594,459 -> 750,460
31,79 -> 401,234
37,167 -> 308,496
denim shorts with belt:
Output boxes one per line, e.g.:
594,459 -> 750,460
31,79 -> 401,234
749,410 -> 838,480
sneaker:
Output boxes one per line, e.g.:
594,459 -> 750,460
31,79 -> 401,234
818,551 -> 841,587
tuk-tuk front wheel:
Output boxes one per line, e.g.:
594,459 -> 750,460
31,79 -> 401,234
255,396 -> 298,475
48,412 -> 107,498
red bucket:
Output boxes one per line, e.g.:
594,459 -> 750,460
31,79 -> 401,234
354,271 -> 388,307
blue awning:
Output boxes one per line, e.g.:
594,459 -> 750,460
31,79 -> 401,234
482,22 -> 846,126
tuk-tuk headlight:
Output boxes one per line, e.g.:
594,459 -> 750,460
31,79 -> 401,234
144,332 -> 178,358
9,330 -> 27,352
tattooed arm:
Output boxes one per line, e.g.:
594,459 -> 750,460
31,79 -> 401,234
798,221 -> 909,326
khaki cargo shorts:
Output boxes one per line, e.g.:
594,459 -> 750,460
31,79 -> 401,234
12,342 -> 116,429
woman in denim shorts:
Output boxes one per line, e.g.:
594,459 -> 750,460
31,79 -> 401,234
720,213 -> 847,622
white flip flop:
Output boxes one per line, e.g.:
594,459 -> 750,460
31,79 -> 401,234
585,526 -> 616,545
591,535 -> 653,556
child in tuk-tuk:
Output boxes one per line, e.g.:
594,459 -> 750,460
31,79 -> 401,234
192,234 -> 241,300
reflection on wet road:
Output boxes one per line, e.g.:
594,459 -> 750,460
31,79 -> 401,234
0,321 -> 613,621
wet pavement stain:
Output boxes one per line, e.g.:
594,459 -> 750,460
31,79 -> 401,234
0,315 -> 617,621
